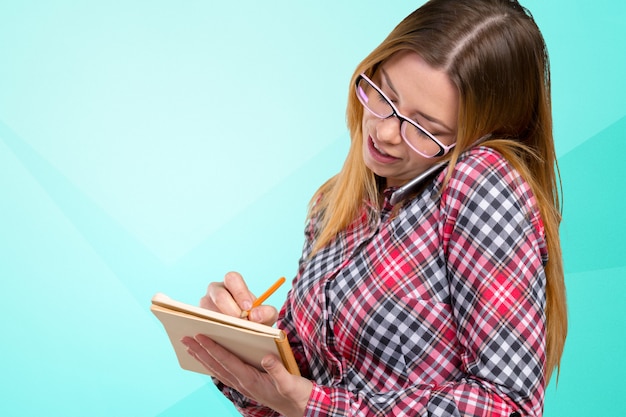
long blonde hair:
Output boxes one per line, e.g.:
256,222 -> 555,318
310,0 -> 566,384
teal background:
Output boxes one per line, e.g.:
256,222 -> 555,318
0,1 -> 624,415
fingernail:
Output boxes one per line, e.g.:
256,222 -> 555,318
242,300 -> 252,311
262,357 -> 277,368
186,348 -> 198,360
195,334 -> 213,347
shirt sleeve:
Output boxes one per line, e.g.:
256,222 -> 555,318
303,150 -> 547,417
437,150 -> 547,415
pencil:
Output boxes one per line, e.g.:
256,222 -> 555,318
240,276 -> 286,319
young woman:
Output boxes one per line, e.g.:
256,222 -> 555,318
181,0 -> 567,415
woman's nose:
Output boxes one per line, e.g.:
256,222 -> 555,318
376,116 -> 403,145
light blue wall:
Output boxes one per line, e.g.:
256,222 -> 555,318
1,1 -> 624,415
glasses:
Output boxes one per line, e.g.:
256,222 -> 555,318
355,73 -> 455,158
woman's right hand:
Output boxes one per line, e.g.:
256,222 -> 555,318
200,271 -> 279,326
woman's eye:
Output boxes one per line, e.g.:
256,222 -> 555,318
416,128 -> 431,139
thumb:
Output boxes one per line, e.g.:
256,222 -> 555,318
249,305 -> 279,326
262,354 -> 313,413
261,355 -> 292,388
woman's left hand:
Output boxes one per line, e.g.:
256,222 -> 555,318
181,334 -> 313,417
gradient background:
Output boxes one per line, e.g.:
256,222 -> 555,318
1,1 -> 624,416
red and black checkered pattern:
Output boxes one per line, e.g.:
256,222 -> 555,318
220,147 -> 547,417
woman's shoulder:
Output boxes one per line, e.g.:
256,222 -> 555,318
439,145 -> 548,264
441,145 -> 537,214
444,146 -> 525,193
451,146 -> 512,179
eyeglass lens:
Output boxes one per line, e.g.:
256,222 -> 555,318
356,76 -> 443,158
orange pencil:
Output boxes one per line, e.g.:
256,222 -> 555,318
240,277 -> 286,319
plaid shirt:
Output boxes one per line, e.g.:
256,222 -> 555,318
220,147 -> 547,417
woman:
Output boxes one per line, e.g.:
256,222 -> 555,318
181,0 -> 567,415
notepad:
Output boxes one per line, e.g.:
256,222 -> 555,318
151,293 -> 300,376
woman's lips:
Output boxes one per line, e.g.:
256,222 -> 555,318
368,136 -> 399,163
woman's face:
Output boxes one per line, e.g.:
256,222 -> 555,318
361,51 -> 459,187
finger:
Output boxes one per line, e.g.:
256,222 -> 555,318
262,355 -> 312,409
223,271 -> 256,311
195,334 -> 245,373
194,334 -> 258,396
181,336 -> 239,389
248,305 -> 279,326
204,281 -> 244,317
199,286 -> 218,310
181,336 -> 219,376
261,355 -> 298,397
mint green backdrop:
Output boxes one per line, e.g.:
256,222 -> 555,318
1,1 -> 624,416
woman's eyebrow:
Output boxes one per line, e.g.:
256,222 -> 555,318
380,67 -> 455,133
381,68 -> 399,96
